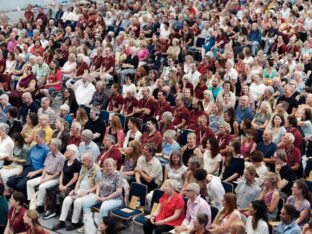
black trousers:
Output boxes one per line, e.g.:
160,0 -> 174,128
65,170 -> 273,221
140,178 -> 158,193
6,165 -> 40,197
143,219 -> 173,234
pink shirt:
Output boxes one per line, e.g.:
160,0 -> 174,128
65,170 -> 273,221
136,48 -> 149,61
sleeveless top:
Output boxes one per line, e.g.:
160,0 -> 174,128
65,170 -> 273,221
264,189 -> 278,220
182,146 -> 197,166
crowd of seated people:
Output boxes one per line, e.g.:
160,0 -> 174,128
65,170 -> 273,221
0,0 -> 312,233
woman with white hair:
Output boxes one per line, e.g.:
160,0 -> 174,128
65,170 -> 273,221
252,101 -> 272,130
61,53 -> 77,85
143,179 -> 185,234
0,123 -> 14,167
43,144 -> 81,220
83,158 -> 125,221
159,111 -> 175,135
156,130 -> 181,164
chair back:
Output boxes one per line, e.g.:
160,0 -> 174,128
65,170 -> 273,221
99,110 -> 110,125
115,113 -> 126,130
196,37 -> 206,47
221,181 -> 234,193
210,205 -> 219,223
277,198 -> 284,220
151,189 -> 164,208
129,182 -> 148,207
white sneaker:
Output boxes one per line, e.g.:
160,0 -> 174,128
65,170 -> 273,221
77,226 -> 85,233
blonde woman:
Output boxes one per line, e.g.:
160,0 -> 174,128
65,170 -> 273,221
166,38 -> 181,61
203,90 -> 214,115
104,115 -> 125,147
23,209 -> 48,234
258,172 -> 280,220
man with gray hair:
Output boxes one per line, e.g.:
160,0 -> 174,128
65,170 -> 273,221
0,123 -> 13,167
32,56 -> 49,88
280,132 -> 301,173
27,138 -> 65,213
0,93 -> 12,114
175,182 -> 212,233
52,152 -> 101,231
72,74 -> 96,106
37,97 -> 56,128
78,129 -> 100,162
257,86 -> 277,111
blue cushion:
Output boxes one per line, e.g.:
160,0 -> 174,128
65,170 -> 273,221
133,215 -> 147,224
111,208 -> 143,218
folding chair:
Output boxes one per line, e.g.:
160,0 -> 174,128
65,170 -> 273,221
99,110 -> 110,125
111,182 -> 148,221
132,189 -> 164,227
115,113 -> 126,130
210,205 -> 219,223
221,181 -> 234,193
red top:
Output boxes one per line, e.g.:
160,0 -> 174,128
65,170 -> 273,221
240,140 -> 255,159
102,55 -> 115,75
137,97 -> 157,122
187,110 -> 208,130
92,55 -> 103,70
76,62 -> 89,77
154,100 -> 171,120
67,135 -> 82,147
289,128 -> 305,154
8,207 -> 27,234
98,146 -> 122,169
0,58 -> 5,74
195,127 -> 215,149
285,145 -> 302,168
194,84 -> 208,99
123,97 -> 138,115
46,69 -> 62,91
172,106 -> 190,127
107,93 -> 124,112
140,131 -> 163,151
156,193 -> 185,227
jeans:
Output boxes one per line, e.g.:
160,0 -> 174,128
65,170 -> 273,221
212,48 -> 224,60
83,193 -> 122,218
251,41 -> 259,56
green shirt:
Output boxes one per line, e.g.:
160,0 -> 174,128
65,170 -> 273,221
32,63 -> 50,82
0,196 -> 8,226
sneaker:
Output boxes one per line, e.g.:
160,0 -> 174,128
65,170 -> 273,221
66,223 -> 79,231
52,221 -> 66,231
77,226 -> 85,233
42,210 -> 56,220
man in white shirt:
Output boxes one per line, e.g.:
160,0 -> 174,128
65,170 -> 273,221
249,74 -> 266,101
186,63 -> 201,86
0,123 -> 14,167
73,74 -> 96,106
206,174 -> 225,209
224,59 -> 238,81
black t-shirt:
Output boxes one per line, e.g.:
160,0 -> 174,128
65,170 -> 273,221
85,118 -> 106,144
62,159 -> 81,186
222,157 -> 244,181
279,164 -> 295,196
277,96 -> 298,114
